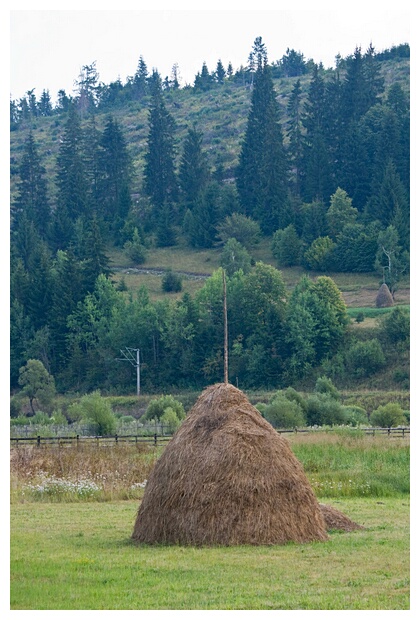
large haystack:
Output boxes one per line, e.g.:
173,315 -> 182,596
132,383 -> 328,546
376,282 -> 394,308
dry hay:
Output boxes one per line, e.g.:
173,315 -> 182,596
376,282 -> 394,308
319,503 -> 365,532
132,382 -> 328,546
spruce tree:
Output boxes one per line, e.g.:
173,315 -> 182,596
286,79 -> 304,197
236,42 -> 289,234
301,64 -> 333,203
98,115 -> 132,234
12,131 -> 51,239
53,104 -> 89,248
179,127 -> 210,214
144,77 -> 178,234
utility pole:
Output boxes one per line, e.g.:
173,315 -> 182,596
117,347 -> 141,396
223,269 -> 229,384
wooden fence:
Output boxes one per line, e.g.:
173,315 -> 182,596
10,433 -> 172,447
10,427 -> 409,447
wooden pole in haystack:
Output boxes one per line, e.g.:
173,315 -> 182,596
223,269 -> 228,384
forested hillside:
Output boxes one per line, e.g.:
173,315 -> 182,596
10,39 -> 410,396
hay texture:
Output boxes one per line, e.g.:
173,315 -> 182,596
132,383 -> 328,546
376,283 -> 394,308
320,503 -> 365,532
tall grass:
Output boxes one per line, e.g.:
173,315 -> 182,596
10,443 -> 159,503
10,432 -> 409,503
289,432 -> 409,498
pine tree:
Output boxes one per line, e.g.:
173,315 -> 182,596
236,43 -> 289,234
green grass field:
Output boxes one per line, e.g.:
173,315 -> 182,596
10,498 -> 409,610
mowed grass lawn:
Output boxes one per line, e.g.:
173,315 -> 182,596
10,498 -> 409,610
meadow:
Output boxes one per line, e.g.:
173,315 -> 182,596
10,432 -> 410,610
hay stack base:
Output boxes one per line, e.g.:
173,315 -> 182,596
320,503 -> 365,532
132,383 -> 328,546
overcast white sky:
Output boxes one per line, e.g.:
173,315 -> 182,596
9,2 -> 412,104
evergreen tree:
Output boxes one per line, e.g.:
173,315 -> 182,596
97,116 -> 132,233
179,127 -> 210,213
12,131 -> 51,238
301,64 -> 333,203
144,78 -> 178,208
83,114 -> 102,216
74,61 -> 99,117
53,105 -> 89,248
326,187 -> 358,239
38,90 -> 53,116
80,213 -> 112,289
216,59 -> 226,84
133,55 -> 149,98
48,250 -> 85,371
236,45 -> 289,234
366,159 -> 409,241
286,79 -> 304,197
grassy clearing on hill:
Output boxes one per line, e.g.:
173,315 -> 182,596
10,498 -> 409,609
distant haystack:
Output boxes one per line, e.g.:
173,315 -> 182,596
132,383 -> 328,546
376,283 -> 394,308
320,503 -> 365,532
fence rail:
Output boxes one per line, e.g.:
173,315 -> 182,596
10,433 -> 172,447
10,426 -> 409,447
277,427 -> 410,438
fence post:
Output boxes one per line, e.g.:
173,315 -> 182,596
154,433 -> 157,446
115,434 -> 118,443
37,435 -> 41,447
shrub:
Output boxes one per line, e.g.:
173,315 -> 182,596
306,394 -> 347,426
161,407 -> 182,433
263,395 -> 306,429
119,415 -> 135,424
216,213 -> 261,249
345,339 -> 386,377
370,403 -> 408,428
315,376 -> 340,400
379,306 -> 410,347
282,387 -> 308,413
31,411 -> 53,425
10,395 -> 22,418
342,406 -> 369,427
68,391 -> 117,436
255,402 -> 267,416
162,269 -> 183,292
144,395 -> 185,422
